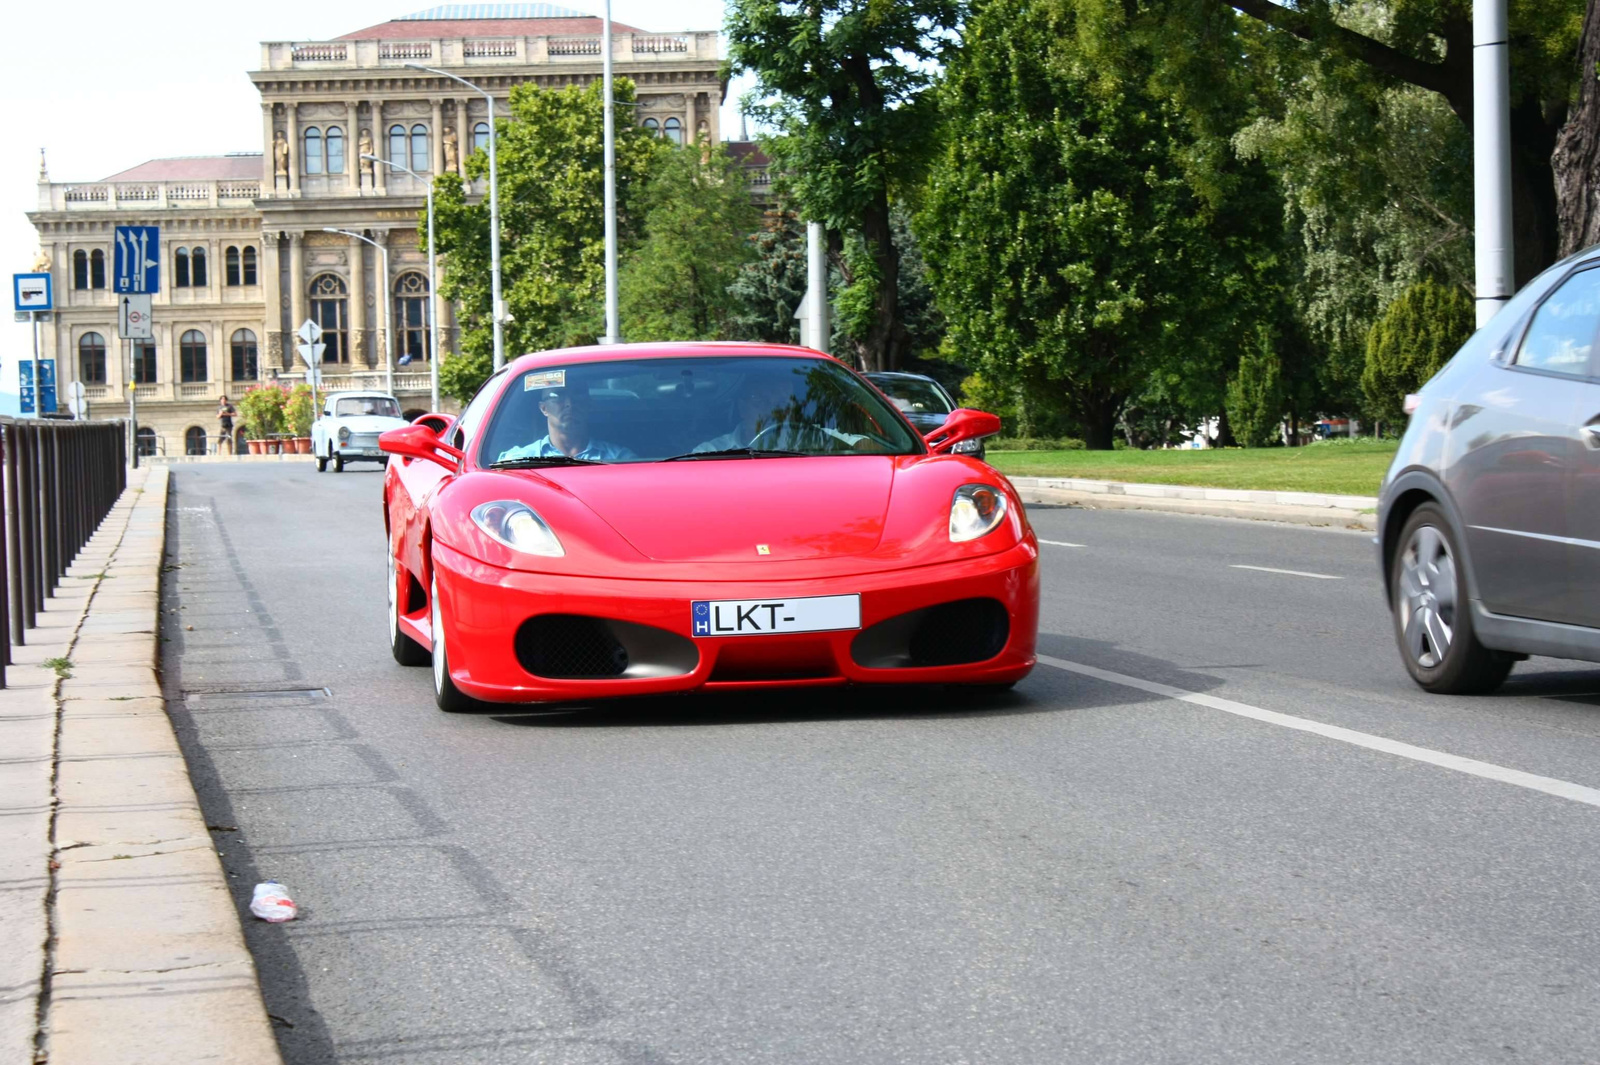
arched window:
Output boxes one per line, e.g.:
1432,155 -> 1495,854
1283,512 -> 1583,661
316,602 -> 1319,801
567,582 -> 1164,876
327,126 -> 345,174
304,127 -> 323,174
174,247 -> 190,288
309,274 -> 348,363
90,249 -> 106,289
472,122 -> 490,153
180,329 -> 208,383
388,124 -> 407,166
663,117 -> 683,145
230,329 -> 258,381
78,333 -> 107,384
242,247 -> 258,285
410,124 -> 429,172
642,118 -> 659,134
225,246 -> 241,286
191,246 -> 207,287
132,339 -> 157,384
184,426 -> 208,456
393,272 -> 430,363
135,426 -> 158,458
73,250 -> 89,290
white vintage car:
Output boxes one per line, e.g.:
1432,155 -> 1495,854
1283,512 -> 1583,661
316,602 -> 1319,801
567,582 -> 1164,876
311,391 -> 410,472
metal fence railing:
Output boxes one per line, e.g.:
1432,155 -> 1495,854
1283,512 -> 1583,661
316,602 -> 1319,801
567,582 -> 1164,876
1,418 -> 128,689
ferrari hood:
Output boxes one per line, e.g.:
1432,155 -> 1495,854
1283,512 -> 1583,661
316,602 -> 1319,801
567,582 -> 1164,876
538,457 -> 896,563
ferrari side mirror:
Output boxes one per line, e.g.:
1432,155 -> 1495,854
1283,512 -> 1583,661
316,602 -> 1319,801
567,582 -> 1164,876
925,409 -> 1001,454
411,412 -> 457,438
380,423 -> 464,472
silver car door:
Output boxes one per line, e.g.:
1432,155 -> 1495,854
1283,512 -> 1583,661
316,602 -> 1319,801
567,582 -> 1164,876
1562,322 -> 1600,627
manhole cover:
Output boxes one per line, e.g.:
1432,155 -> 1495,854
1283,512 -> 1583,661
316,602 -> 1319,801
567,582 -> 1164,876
184,687 -> 331,708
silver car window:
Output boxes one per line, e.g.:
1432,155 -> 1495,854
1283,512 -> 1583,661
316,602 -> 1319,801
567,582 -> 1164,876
1516,267 -> 1600,377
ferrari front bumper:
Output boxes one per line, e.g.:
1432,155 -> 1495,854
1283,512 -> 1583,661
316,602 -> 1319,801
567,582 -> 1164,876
422,540 -> 1040,703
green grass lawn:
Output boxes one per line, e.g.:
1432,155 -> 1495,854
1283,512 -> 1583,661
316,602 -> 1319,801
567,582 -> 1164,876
986,441 -> 1398,497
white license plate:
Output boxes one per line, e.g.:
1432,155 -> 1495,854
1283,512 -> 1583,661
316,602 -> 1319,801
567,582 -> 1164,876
690,594 -> 860,637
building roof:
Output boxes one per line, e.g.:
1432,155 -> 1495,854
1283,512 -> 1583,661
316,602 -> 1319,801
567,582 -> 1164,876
339,4 -> 644,39
101,155 -> 262,182
727,141 -> 770,166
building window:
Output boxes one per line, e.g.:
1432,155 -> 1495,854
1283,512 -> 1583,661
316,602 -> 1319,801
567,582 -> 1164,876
225,247 -> 241,286
643,118 -> 659,135
394,272 -> 430,363
184,426 -> 208,456
663,117 -> 682,145
78,333 -> 107,384
410,124 -> 429,173
136,426 -> 158,457
180,329 -> 208,383
242,246 -> 257,285
309,274 -> 349,363
389,124 -> 407,167
304,127 -> 323,174
132,339 -> 157,384
327,126 -> 345,174
175,247 -> 190,287
191,246 -> 207,287
472,122 -> 489,153
90,249 -> 106,289
73,250 -> 89,290
231,329 -> 258,380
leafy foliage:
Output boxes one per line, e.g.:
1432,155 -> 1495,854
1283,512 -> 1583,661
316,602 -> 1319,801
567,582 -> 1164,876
1361,278 -> 1473,424
727,209 -> 809,345
284,384 -> 314,437
238,385 -> 287,439
1226,327 -> 1286,447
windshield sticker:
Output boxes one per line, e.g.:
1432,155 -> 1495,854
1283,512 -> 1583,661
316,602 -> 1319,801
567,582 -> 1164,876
524,370 -> 566,391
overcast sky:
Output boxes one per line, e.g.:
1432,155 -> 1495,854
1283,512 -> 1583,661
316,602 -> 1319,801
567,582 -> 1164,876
0,0 -> 753,375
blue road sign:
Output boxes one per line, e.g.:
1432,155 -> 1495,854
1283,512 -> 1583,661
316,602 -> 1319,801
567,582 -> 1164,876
13,272 -> 52,312
18,360 -> 57,416
19,361 -> 34,414
37,359 -> 57,414
114,226 -> 160,294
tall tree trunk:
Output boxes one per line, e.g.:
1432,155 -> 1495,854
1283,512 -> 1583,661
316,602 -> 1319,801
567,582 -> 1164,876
853,196 -> 906,372
1555,0 -> 1600,257
1078,390 -> 1121,450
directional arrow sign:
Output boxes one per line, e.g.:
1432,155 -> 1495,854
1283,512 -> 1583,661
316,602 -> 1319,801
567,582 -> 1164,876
113,226 -> 160,294
119,294 -> 152,339
297,318 -> 324,344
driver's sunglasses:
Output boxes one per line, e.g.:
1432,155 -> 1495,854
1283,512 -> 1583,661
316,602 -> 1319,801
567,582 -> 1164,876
540,389 -> 588,408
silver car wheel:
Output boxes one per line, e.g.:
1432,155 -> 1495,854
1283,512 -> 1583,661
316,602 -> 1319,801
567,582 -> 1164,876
387,550 -> 399,643
431,573 -> 446,693
1398,524 -> 1458,669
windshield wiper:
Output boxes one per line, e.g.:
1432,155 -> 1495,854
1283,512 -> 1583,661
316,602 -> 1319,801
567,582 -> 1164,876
658,448 -> 809,462
488,455 -> 604,469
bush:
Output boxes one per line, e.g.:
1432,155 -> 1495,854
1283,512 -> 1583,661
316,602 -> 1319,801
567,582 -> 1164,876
238,386 -> 288,439
284,384 -> 314,437
1225,325 -> 1285,448
1361,279 -> 1473,425
986,436 -> 1087,451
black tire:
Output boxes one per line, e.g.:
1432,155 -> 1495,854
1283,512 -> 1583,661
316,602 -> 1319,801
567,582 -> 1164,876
1390,504 -> 1514,694
333,452 -> 345,473
430,571 -> 481,712
388,552 -> 430,666
316,453 -> 328,472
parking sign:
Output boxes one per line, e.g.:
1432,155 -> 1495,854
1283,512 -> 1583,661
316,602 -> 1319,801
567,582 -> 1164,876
13,273 -> 52,312
114,226 -> 161,294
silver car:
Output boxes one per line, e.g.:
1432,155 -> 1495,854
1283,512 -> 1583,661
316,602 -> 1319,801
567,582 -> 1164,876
1379,246 -> 1600,693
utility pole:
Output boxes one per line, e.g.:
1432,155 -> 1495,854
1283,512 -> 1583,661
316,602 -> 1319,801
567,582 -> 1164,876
806,222 -> 828,355
600,0 -> 620,344
1473,0 -> 1514,326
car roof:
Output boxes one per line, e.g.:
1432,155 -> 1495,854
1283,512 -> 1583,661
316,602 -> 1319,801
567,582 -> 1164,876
504,341 -> 840,374
326,391 -> 399,400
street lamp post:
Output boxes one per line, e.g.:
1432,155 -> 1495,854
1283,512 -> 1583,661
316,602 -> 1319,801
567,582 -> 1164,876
406,62 -> 505,370
364,153 -> 440,412
324,228 -> 393,396
601,0 -> 620,344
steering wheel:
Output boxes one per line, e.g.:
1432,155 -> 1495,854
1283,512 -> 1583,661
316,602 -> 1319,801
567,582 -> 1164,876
750,422 -> 833,453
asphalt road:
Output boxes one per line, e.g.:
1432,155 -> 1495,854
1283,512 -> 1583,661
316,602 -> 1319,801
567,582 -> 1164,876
161,462 -> 1600,1065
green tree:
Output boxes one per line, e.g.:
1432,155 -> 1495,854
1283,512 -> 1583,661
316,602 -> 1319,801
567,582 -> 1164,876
728,208 -> 808,345
1360,278 -> 1474,425
619,143 -> 759,341
1226,327 -> 1287,447
725,0 -> 964,371
431,78 -> 661,401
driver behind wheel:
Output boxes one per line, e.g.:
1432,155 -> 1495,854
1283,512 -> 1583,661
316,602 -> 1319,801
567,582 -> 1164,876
497,385 -> 638,462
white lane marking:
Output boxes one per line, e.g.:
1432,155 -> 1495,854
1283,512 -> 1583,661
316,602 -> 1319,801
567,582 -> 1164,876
1039,539 -> 1086,548
1037,655 -> 1600,810
1231,564 -> 1342,580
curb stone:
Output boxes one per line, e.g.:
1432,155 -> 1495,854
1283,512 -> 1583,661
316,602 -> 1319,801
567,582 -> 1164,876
1007,475 -> 1379,531
32,466 -> 283,1065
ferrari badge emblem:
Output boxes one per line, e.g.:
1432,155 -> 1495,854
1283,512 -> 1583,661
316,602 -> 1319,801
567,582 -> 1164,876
756,544 -> 771,555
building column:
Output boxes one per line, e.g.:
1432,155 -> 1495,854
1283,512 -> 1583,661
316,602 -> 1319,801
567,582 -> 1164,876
349,234 -> 368,367
261,105 -> 277,193
371,101 -> 387,194
262,233 -> 283,370
288,233 -> 307,367
376,230 -> 393,374
431,98 -> 445,176
439,284 -> 457,358
286,104 -> 300,196
346,100 -> 361,192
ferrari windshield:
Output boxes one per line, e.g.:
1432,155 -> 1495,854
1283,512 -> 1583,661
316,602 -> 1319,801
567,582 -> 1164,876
478,356 -> 924,465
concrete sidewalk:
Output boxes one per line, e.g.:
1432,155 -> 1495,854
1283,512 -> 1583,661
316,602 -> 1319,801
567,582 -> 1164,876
1006,475 -> 1379,530
0,467 -> 281,1065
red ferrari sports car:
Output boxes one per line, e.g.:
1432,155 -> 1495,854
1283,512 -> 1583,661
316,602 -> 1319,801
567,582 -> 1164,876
380,342 -> 1039,711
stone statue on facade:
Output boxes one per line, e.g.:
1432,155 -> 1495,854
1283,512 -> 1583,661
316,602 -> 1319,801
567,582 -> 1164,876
359,129 -> 374,185
442,126 -> 460,174
272,130 -> 290,187
31,248 -> 51,272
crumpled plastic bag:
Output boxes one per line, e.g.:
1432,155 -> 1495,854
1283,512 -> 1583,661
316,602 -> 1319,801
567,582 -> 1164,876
249,881 -> 297,922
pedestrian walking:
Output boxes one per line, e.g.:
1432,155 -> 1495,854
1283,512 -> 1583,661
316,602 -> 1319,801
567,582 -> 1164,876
217,396 -> 237,455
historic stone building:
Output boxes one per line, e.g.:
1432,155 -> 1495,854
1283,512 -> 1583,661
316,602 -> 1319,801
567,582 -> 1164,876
27,3 -> 727,457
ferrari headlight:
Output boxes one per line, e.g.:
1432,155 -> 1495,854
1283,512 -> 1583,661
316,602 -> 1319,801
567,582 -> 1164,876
471,501 -> 564,557
951,438 -> 982,454
949,484 -> 1008,543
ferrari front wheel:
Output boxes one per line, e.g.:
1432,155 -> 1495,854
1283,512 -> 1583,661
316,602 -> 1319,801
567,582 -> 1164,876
388,551 -> 429,666
430,571 -> 479,713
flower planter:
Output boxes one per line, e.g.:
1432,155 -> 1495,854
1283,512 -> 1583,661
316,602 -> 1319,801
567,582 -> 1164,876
266,440 -> 282,455
292,437 -> 312,454
247,439 -> 264,455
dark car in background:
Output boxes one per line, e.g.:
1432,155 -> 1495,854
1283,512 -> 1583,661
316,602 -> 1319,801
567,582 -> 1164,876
864,372 -> 985,459
1378,245 -> 1600,693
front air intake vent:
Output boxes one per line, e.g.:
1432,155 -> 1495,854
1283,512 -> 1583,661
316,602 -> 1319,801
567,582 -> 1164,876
851,598 -> 1010,669
515,615 -> 628,678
